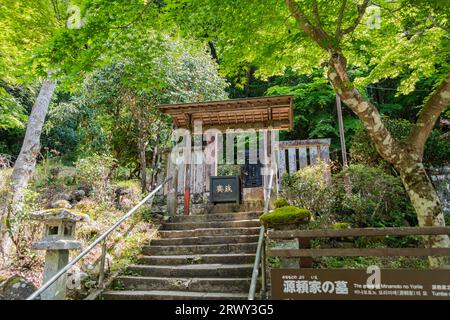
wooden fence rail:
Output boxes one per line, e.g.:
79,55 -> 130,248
268,226 -> 450,239
267,227 -> 450,259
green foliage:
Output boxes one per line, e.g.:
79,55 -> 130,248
333,164 -> 416,228
281,161 -> 334,215
260,206 -> 311,228
0,86 -> 27,130
164,0 -> 449,95
331,222 -> 350,230
280,162 -> 417,230
350,118 -> 450,168
71,36 -> 227,168
217,164 -> 241,176
74,154 -> 117,197
0,0 -> 61,82
273,198 -> 288,208
316,256 -> 429,269
0,1 -> 62,134
267,70 -> 339,142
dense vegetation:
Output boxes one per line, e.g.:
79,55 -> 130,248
0,0 -> 449,291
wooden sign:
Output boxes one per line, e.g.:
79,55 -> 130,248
271,268 -> 450,300
210,176 -> 241,204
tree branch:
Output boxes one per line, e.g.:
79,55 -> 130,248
407,72 -> 450,159
341,0 -> 370,35
327,54 -> 403,165
111,2 -> 151,30
312,0 -> 321,27
428,16 -> 450,34
284,0 -> 334,50
335,0 -> 347,38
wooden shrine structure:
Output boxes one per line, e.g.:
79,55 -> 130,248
157,95 -> 330,215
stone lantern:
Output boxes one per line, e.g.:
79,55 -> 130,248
31,209 -> 88,300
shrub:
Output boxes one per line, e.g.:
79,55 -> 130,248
74,154 -> 117,199
281,161 -> 334,215
333,164 -> 416,228
331,222 -> 350,229
217,164 -> 241,176
273,198 -> 288,208
260,206 -> 311,228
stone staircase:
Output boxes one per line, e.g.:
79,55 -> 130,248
102,211 -> 261,300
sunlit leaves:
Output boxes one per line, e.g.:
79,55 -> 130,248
164,0 -> 449,98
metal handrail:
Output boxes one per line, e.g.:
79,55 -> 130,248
27,177 -> 172,300
248,169 -> 274,300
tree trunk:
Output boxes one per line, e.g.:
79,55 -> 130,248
396,160 -> 450,267
327,58 -> 449,266
138,131 -> 147,193
149,145 -> 158,191
283,0 -> 450,267
1,78 -> 56,261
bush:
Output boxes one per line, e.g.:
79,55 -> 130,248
260,206 -> 311,228
273,198 -> 288,208
217,164 -> 241,176
74,154 -> 117,199
331,222 -> 350,229
281,161 -> 334,215
333,164 -> 416,228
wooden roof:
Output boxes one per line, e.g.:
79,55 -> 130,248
158,95 -> 293,131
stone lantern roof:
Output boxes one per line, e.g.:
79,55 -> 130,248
30,209 -> 89,223
30,209 -> 89,251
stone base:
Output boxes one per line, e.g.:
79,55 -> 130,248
152,187 -> 264,216
41,250 -> 69,300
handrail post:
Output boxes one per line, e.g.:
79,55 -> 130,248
98,240 -> 107,288
248,169 -> 273,300
261,236 -> 266,296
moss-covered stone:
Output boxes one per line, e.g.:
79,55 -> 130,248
273,198 -> 288,208
260,206 -> 311,228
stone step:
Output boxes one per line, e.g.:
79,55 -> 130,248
170,211 -> 260,223
127,264 -> 253,278
162,219 -> 260,230
159,227 -> 260,238
151,234 -> 259,246
139,253 -> 256,265
102,290 -> 247,300
142,242 -> 258,255
207,203 -> 263,214
113,276 -> 253,293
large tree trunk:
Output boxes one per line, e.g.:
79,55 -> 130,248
0,78 -> 56,261
397,160 -> 450,266
326,55 -> 449,266
284,0 -> 450,267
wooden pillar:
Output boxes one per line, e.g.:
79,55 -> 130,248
191,132 -> 203,195
204,131 -> 217,192
310,145 -> 319,165
298,237 -> 313,268
263,129 -> 274,206
183,115 -> 194,216
277,148 -> 286,192
214,133 -> 218,175
298,147 -> 307,168
167,151 -> 178,216
287,148 -> 297,174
